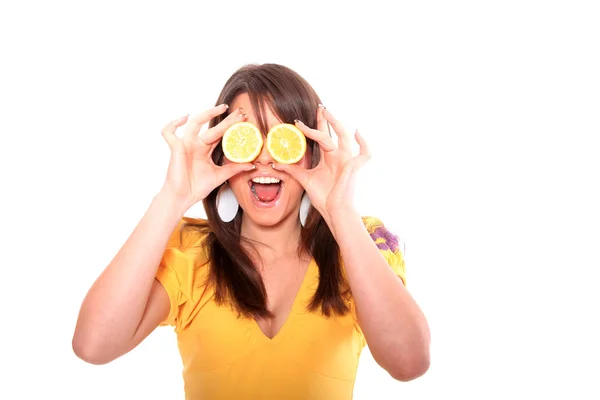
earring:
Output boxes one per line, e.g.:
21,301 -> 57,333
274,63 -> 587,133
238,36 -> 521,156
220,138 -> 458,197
299,192 -> 311,227
217,183 -> 239,222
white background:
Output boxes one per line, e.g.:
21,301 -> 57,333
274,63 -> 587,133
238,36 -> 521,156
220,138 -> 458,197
1,0 -> 599,399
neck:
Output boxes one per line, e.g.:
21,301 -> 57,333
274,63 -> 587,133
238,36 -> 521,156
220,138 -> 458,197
240,213 -> 304,264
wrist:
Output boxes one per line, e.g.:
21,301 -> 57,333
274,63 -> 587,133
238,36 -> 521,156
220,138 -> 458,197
327,205 -> 360,222
155,187 -> 192,218
325,206 -> 362,238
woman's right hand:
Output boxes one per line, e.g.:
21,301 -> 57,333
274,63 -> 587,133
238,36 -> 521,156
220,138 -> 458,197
160,104 -> 253,208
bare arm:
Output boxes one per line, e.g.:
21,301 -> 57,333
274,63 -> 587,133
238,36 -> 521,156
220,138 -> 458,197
331,212 -> 430,381
72,190 -> 187,364
72,106 -> 252,364
274,105 -> 430,381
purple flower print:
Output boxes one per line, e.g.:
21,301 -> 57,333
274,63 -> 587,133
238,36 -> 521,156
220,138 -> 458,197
369,227 -> 399,253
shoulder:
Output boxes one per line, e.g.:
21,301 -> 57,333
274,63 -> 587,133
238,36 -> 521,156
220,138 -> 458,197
361,216 -> 403,254
158,217 -> 212,292
167,217 -> 212,251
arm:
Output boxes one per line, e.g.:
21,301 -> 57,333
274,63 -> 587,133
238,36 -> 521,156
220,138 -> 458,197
72,190 -> 187,364
330,211 -> 430,381
273,106 -> 430,380
72,106 -> 251,364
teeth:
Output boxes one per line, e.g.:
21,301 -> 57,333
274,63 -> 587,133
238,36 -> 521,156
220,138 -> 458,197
251,177 -> 281,184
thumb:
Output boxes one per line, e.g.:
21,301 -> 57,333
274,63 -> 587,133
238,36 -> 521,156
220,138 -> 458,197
272,163 -> 310,188
162,115 -> 188,151
217,163 -> 255,185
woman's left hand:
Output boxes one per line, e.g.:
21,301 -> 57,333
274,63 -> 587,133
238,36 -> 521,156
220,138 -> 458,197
273,105 -> 371,226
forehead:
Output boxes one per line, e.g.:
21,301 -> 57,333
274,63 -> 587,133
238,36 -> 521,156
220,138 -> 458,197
229,93 -> 282,128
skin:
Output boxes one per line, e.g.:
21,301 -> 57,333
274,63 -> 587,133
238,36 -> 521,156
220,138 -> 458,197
273,103 -> 431,381
72,105 -> 252,364
72,95 -> 431,381
225,93 -> 310,231
224,94 -> 314,338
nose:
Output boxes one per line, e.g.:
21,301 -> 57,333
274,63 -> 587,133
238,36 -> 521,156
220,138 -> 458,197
255,138 -> 274,166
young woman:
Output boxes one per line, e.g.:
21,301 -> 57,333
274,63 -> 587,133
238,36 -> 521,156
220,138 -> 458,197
72,63 -> 430,399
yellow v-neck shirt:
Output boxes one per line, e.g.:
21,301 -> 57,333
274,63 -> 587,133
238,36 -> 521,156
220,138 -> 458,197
155,216 -> 406,400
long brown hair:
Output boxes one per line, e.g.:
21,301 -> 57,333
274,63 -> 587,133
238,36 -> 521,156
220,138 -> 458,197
184,64 -> 350,318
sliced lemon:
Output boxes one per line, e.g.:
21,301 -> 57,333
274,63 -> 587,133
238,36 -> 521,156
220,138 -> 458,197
266,123 -> 307,164
222,122 -> 263,163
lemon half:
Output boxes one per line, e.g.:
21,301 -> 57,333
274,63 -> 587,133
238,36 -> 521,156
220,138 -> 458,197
266,123 -> 307,164
222,122 -> 263,163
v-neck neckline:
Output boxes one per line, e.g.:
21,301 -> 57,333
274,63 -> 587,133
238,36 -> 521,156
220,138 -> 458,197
251,259 -> 315,343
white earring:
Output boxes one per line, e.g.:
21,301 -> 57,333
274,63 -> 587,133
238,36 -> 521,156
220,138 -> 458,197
217,184 -> 239,222
299,192 -> 311,227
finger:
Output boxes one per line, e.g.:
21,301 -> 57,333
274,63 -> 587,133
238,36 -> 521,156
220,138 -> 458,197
351,130 -> 372,169
322,107 -> 352,150
294,119 -> 336,152
200,107 -> 247,145
316,104 -> 328,133
184,103 -> 229,140
216,163 -> 256,185
355,130 -> 371,159
161,115 -> 188,149
272,163 -> 311,188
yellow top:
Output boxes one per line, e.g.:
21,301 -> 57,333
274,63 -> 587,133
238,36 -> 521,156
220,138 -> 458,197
156,216 -> 406,400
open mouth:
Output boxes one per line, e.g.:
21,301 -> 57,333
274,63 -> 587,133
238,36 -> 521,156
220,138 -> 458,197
248,176 -> 283,205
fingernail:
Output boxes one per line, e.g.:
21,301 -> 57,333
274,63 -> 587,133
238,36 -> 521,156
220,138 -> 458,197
294,119 -> 304,125
220,104 -> 229,109
318,104 -> 325,109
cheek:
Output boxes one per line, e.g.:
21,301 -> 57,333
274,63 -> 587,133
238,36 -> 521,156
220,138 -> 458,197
227,175 -> 247,196
222,155 -> 246,190
285,180 -> 305,198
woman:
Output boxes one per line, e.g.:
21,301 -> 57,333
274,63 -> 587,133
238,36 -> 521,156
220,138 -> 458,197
72,63 -> 430,399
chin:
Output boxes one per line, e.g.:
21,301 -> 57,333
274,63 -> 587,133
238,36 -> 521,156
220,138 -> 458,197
241,209 -> 289,228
